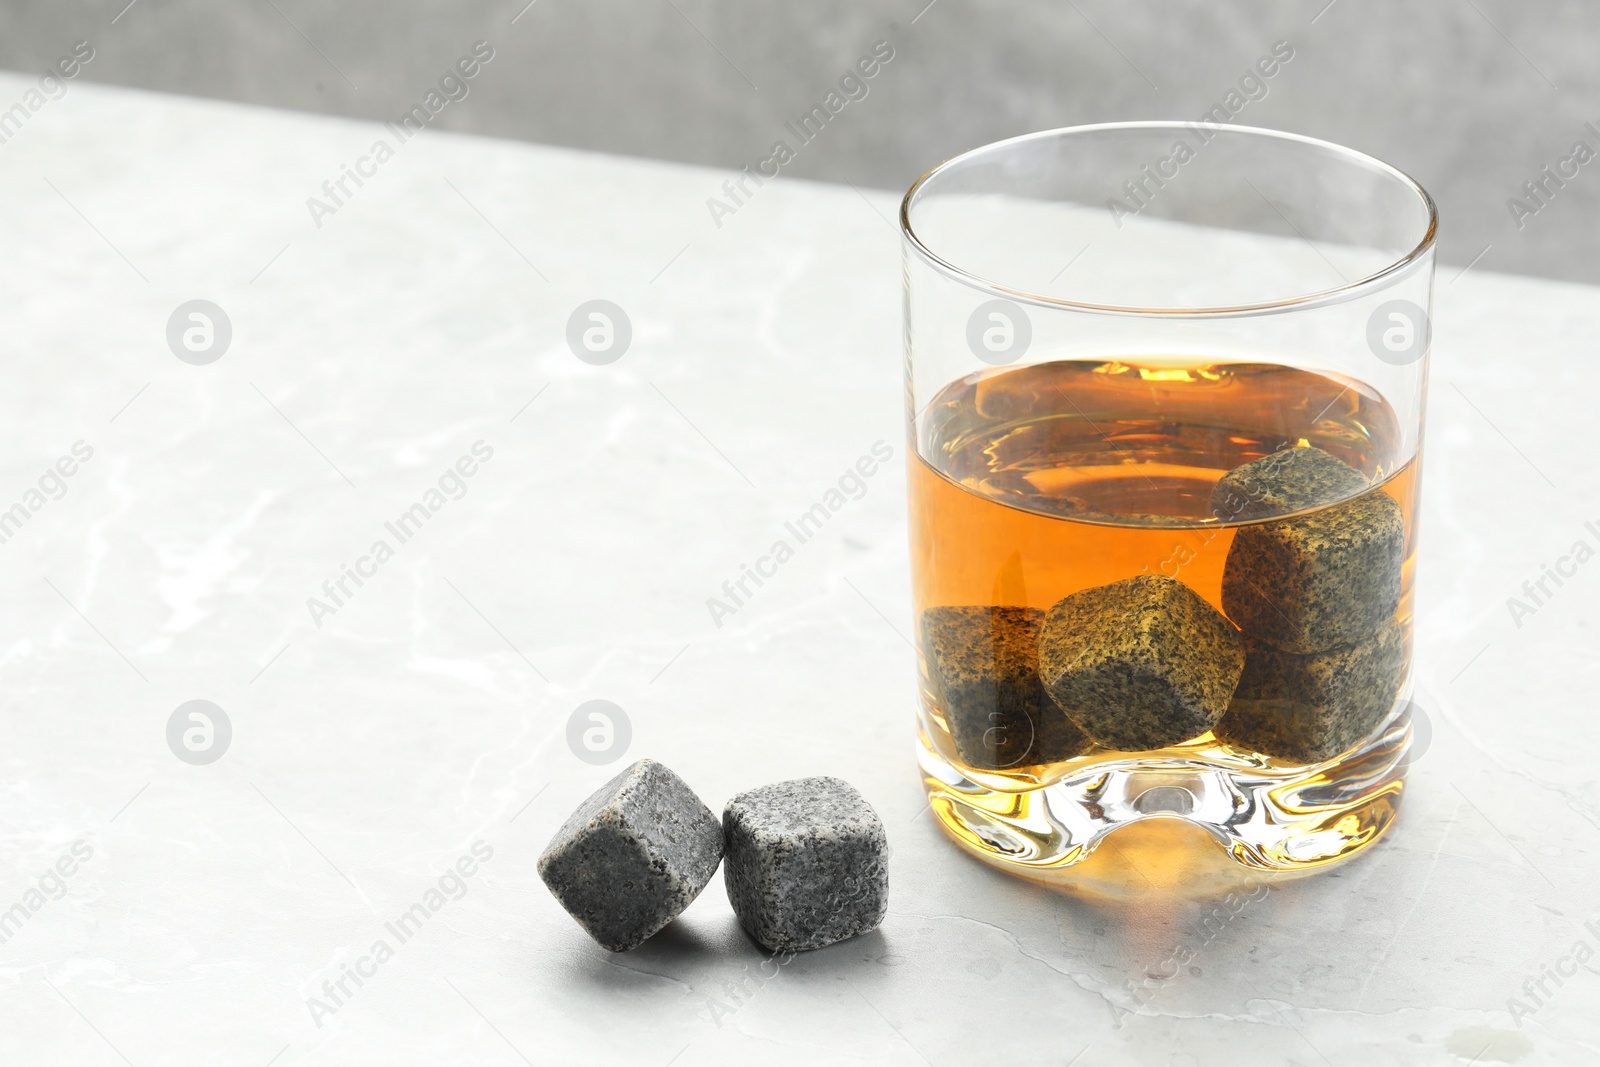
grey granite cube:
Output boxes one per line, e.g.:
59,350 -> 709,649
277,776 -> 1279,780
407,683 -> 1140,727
921,605 -> 1093,770
537,759 -> 723,952
1220,485 -> 1404,655
1215,618 -> 1407,763
1038,574 -> 1245,751
723,777 -> 888,952
1211,446 -> 1370,522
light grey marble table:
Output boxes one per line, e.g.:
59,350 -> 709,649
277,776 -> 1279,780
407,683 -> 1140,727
2,75 -> 1597,1066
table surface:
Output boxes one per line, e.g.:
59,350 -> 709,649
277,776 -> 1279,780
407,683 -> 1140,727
2,75 -> 1598,1067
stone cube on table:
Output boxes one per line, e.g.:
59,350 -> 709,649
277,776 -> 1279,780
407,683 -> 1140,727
538,759 -> 723,952
723,777 -> 888,952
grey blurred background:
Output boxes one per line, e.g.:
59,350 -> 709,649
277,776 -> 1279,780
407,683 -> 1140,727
2,0 -> 1596,283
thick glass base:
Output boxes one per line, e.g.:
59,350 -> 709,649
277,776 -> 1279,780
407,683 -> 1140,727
918,703 -> 1412,889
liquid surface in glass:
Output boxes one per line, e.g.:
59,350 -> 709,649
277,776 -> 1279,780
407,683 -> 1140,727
910,358 -> 1418,789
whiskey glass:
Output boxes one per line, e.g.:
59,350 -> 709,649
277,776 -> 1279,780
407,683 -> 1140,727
902,122 -> 1435,877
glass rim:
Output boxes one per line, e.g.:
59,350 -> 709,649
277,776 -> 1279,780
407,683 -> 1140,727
899,121 -> 1439,318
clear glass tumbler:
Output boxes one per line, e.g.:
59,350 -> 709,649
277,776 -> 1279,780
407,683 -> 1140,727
901,123 -> 1435,878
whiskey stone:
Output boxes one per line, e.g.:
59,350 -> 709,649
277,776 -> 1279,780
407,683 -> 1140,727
1220,487 -> 1404,654
537,759 -> 723,952
1038,574 -> 1245,751
921,606 -> 1093,769
1211,446 -> 1370,521
1216,618 -> 1406,763
723,777 -> 888,952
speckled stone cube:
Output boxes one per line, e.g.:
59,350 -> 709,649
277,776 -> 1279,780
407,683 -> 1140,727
1220,480 -> 1405,654
1037,574 -> 1245,751
1211,446 -> 1370,521
1215,618 -> 1406,763
537,759 -> 723,952
921,605 -> 1093,770
723,777 -> 888,952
